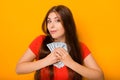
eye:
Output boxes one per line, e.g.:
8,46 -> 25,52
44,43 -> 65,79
55,19 -> 61,23
47,19 -> 51,24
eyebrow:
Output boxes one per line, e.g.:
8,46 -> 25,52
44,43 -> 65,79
47,16 -> 60,20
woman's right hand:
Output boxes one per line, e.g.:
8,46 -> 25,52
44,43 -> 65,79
44,51 -> 60,66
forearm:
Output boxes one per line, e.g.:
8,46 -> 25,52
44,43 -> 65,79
16,58 -> 48,74
67,61 -> 104,80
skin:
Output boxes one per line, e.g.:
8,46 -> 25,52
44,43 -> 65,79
47,12 -> 65,42
16,12 -> 104,80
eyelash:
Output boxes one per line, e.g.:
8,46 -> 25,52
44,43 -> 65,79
47,19 -> 61,23
47,20 -> 51,23
56,19 -> 61,22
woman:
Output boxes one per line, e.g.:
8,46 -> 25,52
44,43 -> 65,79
16,5 -> 104,80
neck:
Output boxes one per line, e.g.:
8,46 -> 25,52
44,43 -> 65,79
54,38 -> 65,42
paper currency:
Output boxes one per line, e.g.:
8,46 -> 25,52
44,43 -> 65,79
47,42 -> 68,68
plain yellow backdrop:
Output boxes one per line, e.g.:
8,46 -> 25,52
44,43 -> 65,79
0,0 -> 120,80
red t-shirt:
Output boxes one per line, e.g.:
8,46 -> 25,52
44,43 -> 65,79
29,35 -> 91,80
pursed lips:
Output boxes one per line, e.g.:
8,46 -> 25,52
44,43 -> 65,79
50,30 -> 57,34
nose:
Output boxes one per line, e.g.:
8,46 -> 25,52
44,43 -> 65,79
50,22 -> 55,28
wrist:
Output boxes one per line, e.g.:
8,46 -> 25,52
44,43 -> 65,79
65,59 -> 75,67
42,58 -> 50,67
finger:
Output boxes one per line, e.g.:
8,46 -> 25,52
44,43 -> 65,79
54,50 -> 63,57
53,51 -> 61,60
56,48 -> 66,56
55,52 -> 62,59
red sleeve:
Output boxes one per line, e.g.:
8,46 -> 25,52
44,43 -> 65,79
29,35 -> 45,56
80,42 -> 91,59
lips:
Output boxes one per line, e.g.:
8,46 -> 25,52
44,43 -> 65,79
50,30 -> 57,34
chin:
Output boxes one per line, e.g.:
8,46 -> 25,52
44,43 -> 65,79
51,35 -> 58,39
51,36 -> 57,39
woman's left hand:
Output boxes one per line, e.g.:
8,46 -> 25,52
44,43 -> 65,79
54,48 -> 74,66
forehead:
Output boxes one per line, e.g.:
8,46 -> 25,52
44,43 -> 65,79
47,12 -> 60,19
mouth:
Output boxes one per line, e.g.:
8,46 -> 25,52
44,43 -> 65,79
50,30 -> 57,34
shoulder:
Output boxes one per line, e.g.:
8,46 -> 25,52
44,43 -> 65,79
79,42 -> 91,59
29,35 -> 46,56
34,35 -> 46,41
29,35 -> 46,46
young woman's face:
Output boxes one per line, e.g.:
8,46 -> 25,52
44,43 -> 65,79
47,12 -> 65,42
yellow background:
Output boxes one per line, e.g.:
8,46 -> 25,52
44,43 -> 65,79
0,0 -> 120,80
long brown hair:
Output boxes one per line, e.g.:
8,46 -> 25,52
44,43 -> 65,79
34,5 -> 83,80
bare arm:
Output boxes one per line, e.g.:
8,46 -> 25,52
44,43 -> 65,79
67,54 -> 104,80
16,48 -> 59,74
55,48 -> 104,80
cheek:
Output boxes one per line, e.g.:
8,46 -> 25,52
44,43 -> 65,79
57,23 -> 64,30
61,29 -> 65,35
60,25 -> 65,32
59,27 -> 65,34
